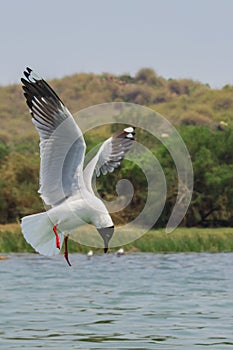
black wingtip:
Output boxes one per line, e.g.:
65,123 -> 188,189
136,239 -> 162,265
21,67 -> 64,107
126,127 -> 135,140
22,67 -> 43,84
113,126 -> 136,141
23,67 -> 32,80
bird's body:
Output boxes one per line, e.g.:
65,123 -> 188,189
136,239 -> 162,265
20,67 -> 135,265
46,192 -> 113,232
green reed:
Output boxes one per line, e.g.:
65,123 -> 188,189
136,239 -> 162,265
1,225 -> 233,254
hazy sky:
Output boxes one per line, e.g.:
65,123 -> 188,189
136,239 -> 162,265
1,0 -> 233,87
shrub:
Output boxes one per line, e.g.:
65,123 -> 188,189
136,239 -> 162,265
135,68 -> 161,86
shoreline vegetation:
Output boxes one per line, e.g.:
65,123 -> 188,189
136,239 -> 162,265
1,68 -> 233,229
1,68 -> 233,252
1,224 -> 233,255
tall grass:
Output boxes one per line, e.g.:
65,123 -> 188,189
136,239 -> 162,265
125,228 -> 233,253
0,224 -> 89,254
0,224 -> 34,253
1,224 -> 233,254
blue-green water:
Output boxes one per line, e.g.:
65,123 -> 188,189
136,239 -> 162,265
0,252 -> 233,349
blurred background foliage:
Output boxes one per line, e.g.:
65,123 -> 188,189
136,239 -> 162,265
0,68 -> 233,227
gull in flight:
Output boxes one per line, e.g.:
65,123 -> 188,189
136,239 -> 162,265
20,67 -> 135,266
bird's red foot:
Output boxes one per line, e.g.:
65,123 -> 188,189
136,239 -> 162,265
64,235 -> 71,266
53,224 -> 60,249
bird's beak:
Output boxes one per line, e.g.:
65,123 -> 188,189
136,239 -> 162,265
97,226 -> 114,253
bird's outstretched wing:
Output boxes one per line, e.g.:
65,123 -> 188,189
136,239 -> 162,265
21,67 -> 86,206
83,127 -> 135,193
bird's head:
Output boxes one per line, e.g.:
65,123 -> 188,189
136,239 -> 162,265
97,225 -> 114,253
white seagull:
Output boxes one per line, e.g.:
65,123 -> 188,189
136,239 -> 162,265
87,250 -> 94,259
20,67 -> 135,266
116,248 -> 125,256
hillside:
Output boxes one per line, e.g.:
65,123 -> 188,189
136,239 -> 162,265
0,68 -> 233,228
0,68 -> 233,143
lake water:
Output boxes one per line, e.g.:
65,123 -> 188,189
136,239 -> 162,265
0,252 -> 233,349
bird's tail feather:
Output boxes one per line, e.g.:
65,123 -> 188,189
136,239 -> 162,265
21,212 -> 64,256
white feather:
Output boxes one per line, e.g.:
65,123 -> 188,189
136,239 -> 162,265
21,212 -> 64,256
124,127 -> 134,133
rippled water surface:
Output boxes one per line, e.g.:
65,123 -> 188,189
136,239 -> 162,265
0,252 -> 233,349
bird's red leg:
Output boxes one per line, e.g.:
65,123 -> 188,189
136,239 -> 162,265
64,235 -> 71,266
53,224 -> 60,250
